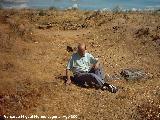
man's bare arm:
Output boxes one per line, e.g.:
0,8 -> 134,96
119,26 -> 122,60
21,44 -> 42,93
66,69 -> 71,85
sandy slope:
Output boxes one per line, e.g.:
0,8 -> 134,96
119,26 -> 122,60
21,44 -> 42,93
0,9 -> 160,120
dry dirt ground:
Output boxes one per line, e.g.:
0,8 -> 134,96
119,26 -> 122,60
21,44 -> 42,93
0,9 -> 160,120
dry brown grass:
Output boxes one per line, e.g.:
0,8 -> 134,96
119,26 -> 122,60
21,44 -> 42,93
0,9 -> 160,120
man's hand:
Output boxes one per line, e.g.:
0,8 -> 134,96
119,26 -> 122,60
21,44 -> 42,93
66,69 -> 71,85
93,64 -> 99,70
66,79 -> 71,85
92,60 -> 100,70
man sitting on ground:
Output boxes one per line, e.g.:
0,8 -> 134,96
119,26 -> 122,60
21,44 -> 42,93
66,43 -> 118,93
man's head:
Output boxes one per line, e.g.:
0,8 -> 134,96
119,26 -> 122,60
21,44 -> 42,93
77,43 -> 86,57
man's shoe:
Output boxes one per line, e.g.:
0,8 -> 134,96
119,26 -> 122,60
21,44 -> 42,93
107,84 -> 118,93
102,83 -> 118,93
101,85 -> 107,90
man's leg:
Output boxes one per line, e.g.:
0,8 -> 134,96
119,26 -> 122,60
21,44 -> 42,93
74,72 -> 104,88
89,64 -> 118,93
74,74 -> 86,87
93,64 -> 106,81
89,63 -> 106,84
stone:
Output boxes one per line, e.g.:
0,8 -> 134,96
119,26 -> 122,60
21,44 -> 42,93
120,68 -> 148,80
67,46 -> 73,52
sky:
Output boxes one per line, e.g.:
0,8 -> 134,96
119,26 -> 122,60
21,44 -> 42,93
0,0 -> 160,10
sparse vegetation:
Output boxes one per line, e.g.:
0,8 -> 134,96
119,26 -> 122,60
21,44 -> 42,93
112,5 -> 122,13
49,6 -> 58,10
0,9 -> 160,120
38,10 -> 47,16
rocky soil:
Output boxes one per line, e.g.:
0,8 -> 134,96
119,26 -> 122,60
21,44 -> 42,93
0,9 -> 160,120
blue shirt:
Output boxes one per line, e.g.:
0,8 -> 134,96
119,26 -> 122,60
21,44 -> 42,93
67,52 -> 98,74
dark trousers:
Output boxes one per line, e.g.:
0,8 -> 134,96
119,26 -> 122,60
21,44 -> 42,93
74,64 -> 106,88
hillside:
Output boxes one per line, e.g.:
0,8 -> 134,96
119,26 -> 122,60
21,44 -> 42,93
0,9 -> 160,120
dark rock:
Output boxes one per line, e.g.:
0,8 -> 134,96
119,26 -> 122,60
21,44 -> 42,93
38,24 -> 53,29
67,46 -> 73,52
120,68 -> 148,80
62,22 -> 88,30
113,26 -> 120,31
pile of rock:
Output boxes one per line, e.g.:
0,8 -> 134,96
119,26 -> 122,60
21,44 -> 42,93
62,22 -> 88,30
120,68 -> 149,80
